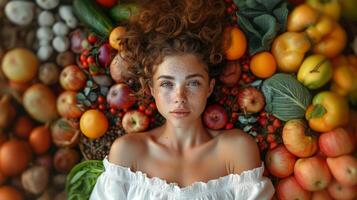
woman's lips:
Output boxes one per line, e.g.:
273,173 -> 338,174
170,110 -> 190,117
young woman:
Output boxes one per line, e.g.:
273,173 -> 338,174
90,0 -> 274,199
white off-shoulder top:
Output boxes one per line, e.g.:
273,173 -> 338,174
90,158 -> 275,200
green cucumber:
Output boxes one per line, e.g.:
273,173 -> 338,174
109,3 -> 140,22
73,0 -> 114,38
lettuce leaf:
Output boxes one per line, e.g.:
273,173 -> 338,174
262,73 -> 312,121
66,160 -> 104,200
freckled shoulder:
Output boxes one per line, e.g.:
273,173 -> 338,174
108,132 -> 148,169
217,129 -> 261,174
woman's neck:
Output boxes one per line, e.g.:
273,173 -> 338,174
155,120 -> 213,155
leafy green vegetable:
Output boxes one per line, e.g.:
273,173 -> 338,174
233,0 -> 288,55
66,160 -> 104,200
262,73 -> 312,121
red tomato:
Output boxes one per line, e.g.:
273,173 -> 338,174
96,0 -> 118,8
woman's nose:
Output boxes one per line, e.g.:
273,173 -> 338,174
174,86 -> 187,104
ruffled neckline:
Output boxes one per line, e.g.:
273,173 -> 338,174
103,157 -> 265,197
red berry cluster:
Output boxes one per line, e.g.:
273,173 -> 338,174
79,33 -> 106,76
135,96 -> 165,129
224,0 -> 238,24
239,55 -> 256,84
257,111 -> 283,150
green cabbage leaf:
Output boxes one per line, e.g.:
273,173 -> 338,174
262,73 -> 312,121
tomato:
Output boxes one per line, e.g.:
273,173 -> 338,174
96,0 -> 118,8
305,91 -> 349,132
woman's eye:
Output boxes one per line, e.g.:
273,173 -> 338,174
188,80 -> 201,87
160,81 -> 173,88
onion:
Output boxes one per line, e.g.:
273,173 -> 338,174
69,29 -> 88,54
98,43 -> 112,68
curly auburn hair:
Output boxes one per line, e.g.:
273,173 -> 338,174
121,0 -> 227,94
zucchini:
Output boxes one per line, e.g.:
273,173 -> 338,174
73,0 -> 114,38
109,3 -> 140,23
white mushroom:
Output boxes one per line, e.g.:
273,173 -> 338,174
37,45 -> 53,61
36,26 -> 54,41
4,1 -> 35,26
58,5 -> 73,20
64,17 -> 78,29
52,36 -> 69,52
36,0 -> 59,10
58,5 -> 78,29
38,10 -> 55,26
39,39 -> 51,47
52,21 -> 69,36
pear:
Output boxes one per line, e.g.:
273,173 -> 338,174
326,155 -> 357,186
297,54 -> 333,89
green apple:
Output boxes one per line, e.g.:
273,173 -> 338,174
297,54 -> 333,89
339,0 -> 357,21
307,0 -> 341,20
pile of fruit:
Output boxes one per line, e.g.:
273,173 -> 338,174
0,0 -> 357,199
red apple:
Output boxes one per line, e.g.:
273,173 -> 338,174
57,91 -> 83,119
319,128 -> 356,157
276,176 -> 312,200
51,118 -> 80,148
59,65 -> 86,91
328,179 -> 357,200
107,83 -> 136,110
265,145 -> 296,178
282,119 -> 318,157
294,156 -> 332,191
219,61 -> 241,87
326,155 -> 357,186
203,104 -> 228,130
238,87 -> 265,113
122,110 -> 149,133
312,189 -> 333,200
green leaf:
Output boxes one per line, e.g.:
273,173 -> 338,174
70,169 -> 89,184
84,87 -> 91,96
66,160 -> 104,199
262,73 -> 312,121
307,104 -> 327,119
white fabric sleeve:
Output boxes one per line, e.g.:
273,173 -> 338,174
243,176 -> 275,200
89,171 -> 128,200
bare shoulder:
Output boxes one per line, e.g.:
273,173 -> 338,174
108,132 -> 148,168
218,129 -> 261,173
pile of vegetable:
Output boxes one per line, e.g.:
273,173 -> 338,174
0,0 -> 357,199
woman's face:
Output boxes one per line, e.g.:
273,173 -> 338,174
150,53 -> 215,127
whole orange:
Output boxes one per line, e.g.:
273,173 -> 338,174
250,51 -> 277,79
0,186 -> 23,200
109,26 -> 126,50
29,125 -> 51,155
223,27 -> 247,60
80,109 -> 109,139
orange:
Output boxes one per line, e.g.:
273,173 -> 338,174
223,26 -> 247,60
80,109 -> 109,139
29,125 -> 51,155
250,51 -> 277,79
109,26 -> 126,50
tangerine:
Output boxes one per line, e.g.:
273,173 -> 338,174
80,109 -> 109,139
250,51 -> 277,79
223,26 -> 247,60
109,26 -> 126,50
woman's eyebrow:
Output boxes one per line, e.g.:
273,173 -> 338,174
185,74 -> 204,79
157,75 -> 174,80
157,74 -> 204,80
